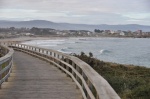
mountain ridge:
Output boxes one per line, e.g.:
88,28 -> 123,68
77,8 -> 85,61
0,20 -> 150,31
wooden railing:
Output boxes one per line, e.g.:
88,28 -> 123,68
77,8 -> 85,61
0,45 -> 14,89
8,43 -> 120,99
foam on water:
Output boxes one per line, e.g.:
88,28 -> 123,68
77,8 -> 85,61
57,49 -> 72,54
57,47 -> 73,54
22,39 -> 66,47
23,38 -> 150,67
99,49 -> 111,54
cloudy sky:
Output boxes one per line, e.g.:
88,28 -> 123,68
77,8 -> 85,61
0,0 -> 150,25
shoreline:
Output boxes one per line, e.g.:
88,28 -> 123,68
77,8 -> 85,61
0,36 -> 149,43
1,36 -> 149,68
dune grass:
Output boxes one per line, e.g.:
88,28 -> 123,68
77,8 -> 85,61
73,52 -> 150,99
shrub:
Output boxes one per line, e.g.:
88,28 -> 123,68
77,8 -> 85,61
73,52 -> 150,99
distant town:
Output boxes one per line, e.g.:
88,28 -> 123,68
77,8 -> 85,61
0,27 -> 150,39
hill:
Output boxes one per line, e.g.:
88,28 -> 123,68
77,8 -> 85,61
0,20 -> 150,31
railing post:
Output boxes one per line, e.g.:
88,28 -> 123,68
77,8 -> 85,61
57,54 -> 59,59
76,75 -> 79,89
27,46 -> 29,49
54,53 -> 56,57
0,65 -> 2,89
46,51 -> 48,54
61,56 -> 65,68
56,54 -> 60,64
71,62 -> 75,82
42,50 -> 44,53
66,58 -> 70,75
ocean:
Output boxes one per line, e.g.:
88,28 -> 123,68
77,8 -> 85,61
22,37 -> 150,68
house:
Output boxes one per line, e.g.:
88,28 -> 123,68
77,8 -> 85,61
25,33 -> 34,36
110,30 -> 115,34
119,31 -> 125,36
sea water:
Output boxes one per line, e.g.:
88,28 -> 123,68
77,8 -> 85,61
22,38 -> 150,68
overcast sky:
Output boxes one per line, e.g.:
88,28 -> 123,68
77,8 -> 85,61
0,0 -> 150,25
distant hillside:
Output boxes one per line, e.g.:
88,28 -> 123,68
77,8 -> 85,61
0,20 -> 150,31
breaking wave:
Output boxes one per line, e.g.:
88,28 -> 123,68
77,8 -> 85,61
99,49 -> 111,54
57,47 -> 73,54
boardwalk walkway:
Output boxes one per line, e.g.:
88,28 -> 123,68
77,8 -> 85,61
0,51 -> 82,99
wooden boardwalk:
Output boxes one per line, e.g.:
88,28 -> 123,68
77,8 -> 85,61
0,51 -> 82,99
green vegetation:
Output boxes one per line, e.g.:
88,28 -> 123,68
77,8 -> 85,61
94,29 -> 104,33
73,52 -> 150,99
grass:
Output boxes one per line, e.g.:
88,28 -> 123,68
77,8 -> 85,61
73,52 -> 150,99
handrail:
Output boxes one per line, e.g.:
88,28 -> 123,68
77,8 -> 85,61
9,43 -> 120,99
0,44 -> 14,89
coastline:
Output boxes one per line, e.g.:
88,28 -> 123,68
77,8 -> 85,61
0,36 -> 149,42
0,36 -> 58,42
1,36 -> 149,98
1,36 -> 149,68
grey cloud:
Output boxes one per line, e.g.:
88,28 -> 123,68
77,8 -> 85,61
1,0 -> 149,13
45,12 -> 130,25
0,0 -> 4,7
0,0 -> 149,25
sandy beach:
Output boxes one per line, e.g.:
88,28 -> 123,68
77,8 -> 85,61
0,36 -> 70,43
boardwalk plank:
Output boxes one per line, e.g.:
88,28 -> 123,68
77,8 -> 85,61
0,51 -> 82,99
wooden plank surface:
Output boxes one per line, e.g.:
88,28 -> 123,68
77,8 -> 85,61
0,51 -> 82,99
